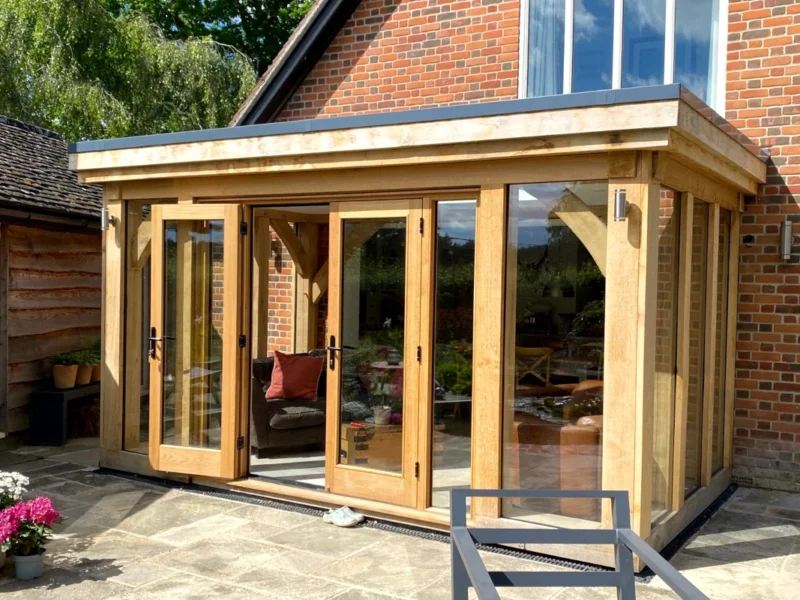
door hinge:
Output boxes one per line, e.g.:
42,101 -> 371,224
237,436 -> 245,450
416,346 -> 421,362
414,462 -> 419,478
419,217 -> 424,234
238,334 -> 247,348
240,221 -> 248,236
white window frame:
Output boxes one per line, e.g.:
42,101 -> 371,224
517,0 -> 728,114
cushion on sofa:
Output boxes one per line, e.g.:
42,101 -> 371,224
266,351 -> 323,400
267,399 -> 326,430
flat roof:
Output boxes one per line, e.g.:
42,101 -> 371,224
72,84 -> 760,156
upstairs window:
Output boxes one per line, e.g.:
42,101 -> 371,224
522,0 -> 724,111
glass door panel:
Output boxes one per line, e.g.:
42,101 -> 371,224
149,204 -> 241,478
327,200 -> 423,506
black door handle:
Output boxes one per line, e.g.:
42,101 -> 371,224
148,326 -> 162,359
327,335 -> 338,370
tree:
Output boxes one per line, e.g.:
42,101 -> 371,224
0,0 -> 258,141
103,0 -> 314,74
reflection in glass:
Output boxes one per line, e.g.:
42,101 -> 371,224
572,0 -> 614,93
712,209 -> 731,473
339,218 -> 407,474
125,203 -> 153,454
527,0 -> 565,97
162,220 -> 224,449
685,202 -> 708,495
675,0 -> 718,105
652,188 -> 680,524
502,182 -> 608,525
622,0 -> 666,88
431,202 -> 476,509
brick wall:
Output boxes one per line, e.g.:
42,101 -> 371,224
727,0 -> 800,492
267,229 -> 294,354
276,0 -> 520,122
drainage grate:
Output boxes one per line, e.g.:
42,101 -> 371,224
96,468 -> 733,583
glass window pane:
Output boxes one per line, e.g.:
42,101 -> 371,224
431,201 -> 476,509
125,203 -> 152,454
674,0 -> 719,105
622,0 -> 666,88
162,220 -> 224,450
712,209 -> 731,473
339,218 -> 407,474
502,182 -> 608,526
527,0 -> 565,97
572,0 -> 615,93
652,187 -> 680,525
685,202 -> 708,496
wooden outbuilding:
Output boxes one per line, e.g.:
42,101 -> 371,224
0,116 -> 102,438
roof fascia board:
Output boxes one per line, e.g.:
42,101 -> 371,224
70,85 -> 685,155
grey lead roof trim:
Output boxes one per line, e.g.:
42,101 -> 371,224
69,84 -> 764,160
70,85 -> 685,154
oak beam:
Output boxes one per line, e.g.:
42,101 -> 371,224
270,219 -> 311,277
312,261 -> 329,304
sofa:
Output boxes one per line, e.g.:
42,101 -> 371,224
250,350 -> 327,458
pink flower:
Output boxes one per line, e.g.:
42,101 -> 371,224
0,505 -> 21,545
26,497 -> 60,527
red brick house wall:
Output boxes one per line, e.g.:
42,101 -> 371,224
276,0 -> 520,122
727,0 -> 800,492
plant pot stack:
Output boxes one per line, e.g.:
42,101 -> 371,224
48,339 -> 101,390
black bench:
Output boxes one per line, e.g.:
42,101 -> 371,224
29,383 -> 101,446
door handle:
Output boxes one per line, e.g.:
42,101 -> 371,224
148,327 -> 162,359
327,335 -> 339,371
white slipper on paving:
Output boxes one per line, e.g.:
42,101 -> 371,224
323,506 -> 364,527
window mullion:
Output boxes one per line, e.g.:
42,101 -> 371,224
612,0 -> 624,88
665,0 -> 677,84
563,0 -> 574,94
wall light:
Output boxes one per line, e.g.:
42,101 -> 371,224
613,189 -> 629,222
780,217 -> 793,261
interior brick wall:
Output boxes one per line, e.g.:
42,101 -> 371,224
266,229 -> 294,354
727,0 -> 800,492
275,0 -> 520,121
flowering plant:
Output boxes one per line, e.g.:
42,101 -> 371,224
0,471 -> 29,509
0,497 -> 61,556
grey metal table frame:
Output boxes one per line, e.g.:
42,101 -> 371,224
450,489 -> 709,600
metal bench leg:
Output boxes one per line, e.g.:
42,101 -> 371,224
451,538 -> 470,600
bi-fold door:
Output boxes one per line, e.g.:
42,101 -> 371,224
148,204 -> 243,478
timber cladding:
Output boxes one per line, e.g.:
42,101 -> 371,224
275,0 -> 520,122
2,224 -> 101,433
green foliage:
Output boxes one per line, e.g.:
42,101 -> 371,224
102,0 -> 314,74
0,0 -> 258,141
47,352 -> 79,366
434,343 -> 473,397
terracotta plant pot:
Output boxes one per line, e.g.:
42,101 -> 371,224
91,365 -> 101,382
53,365 -> 78,389
76,365 -> 93,386
13,553 -> 43,580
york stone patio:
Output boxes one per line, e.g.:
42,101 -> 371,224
0,440 -> 798,599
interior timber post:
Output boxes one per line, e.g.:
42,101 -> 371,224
470,185 -> 507,520
101,183 -> 125,453
295,222 -> 319,353
602,152 -> 659,540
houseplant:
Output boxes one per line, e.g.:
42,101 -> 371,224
0,496 -> 61,580
0,471 -> 29,569
48,352 -> 79,389
87,338 -> 101,382
73,350 -> 94,386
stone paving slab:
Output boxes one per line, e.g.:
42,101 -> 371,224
0,439 -> 797,599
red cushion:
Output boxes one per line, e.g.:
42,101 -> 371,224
265,351 -> 323,401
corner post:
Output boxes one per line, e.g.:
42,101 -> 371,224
101,183 -> 124,454
602,152 -> 659,541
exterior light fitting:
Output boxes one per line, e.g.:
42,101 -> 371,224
100,207 -> 117,231
781,217 -> 793,261
613,189 -> 629,222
